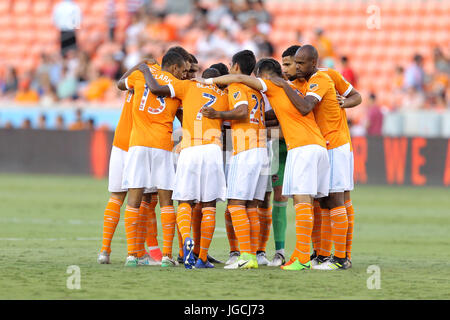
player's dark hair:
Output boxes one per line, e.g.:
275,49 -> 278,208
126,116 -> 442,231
231,50 -> 256,75
202,68 -> 221,78
189,53 -> 198,64
209,63 -> 229,75
255,58 -> 283,77
166,46 -> 191,62
161,51 -> 185,68
282,45 -> 301,58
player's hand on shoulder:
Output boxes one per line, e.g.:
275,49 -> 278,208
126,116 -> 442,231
193,77 -> 207,84
337,94 -> 345,107
201,106 -> 219,119
269,75 -> 286,88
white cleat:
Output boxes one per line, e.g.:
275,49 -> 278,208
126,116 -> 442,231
137,253 -> 160,266
97,250 -> 110,264
256,252 -> 270,265
267,252 -> 286,267
225,251 -> 240,265
161,256 -> 179,267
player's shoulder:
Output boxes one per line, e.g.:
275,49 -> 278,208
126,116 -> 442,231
310,70 -> 334,84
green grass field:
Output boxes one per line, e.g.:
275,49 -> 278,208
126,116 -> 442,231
0,173 -> 449,300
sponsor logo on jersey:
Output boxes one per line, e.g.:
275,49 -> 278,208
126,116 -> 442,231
233,91 -> 241,100
309,83 -> 318,91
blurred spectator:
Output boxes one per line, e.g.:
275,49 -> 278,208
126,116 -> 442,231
125,12 -> 146,46
146,11 -> 178,43
55,114 -> 66,130
52,0 -> 82,56
313,28 -> 335,62
3,121 -> 13,129
69,108 -> 84,130
250,0 -> 272,24
1,67 -> 18,97
207,0 -> 232,28
86,118 -> 96,130
82,69 -> 113,102
14,77 -> 39,104
366,93 -> 383,136
401,87 -> 426,110
38,114 -> 47,130
21,118 -> 32,129
56,64 -> 78,100
106,0 -> 118,41
403,54 -> 425,92
433,47 -> 450,74
341,56 -> 357,87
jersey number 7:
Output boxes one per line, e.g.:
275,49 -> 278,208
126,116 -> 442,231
196,93 -> 217,120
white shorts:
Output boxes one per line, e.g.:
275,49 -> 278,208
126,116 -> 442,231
328,143 -> 353,193
122,146 -> 175,191
347,151 -> 354,191
265,141 -> 273,193
108,146 -> 128,193
224,150 -> 232,181
172,144 -> 227,202
282,144 -> 330,198
226,148 -> 269,201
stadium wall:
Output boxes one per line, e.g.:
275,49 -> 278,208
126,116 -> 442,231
1,129 -> 449,187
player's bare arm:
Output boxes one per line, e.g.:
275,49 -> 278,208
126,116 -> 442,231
340,88 -> 362,108
270,76 -> 317,116
136,64 -> 172,97
202,104 -> 248,120
196,74 -> 264,92
117,59 -> 158,91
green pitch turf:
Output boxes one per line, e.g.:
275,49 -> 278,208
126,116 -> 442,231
0,173 -> 449,300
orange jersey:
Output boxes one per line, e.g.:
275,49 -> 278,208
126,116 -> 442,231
293,68 -> 353,150
170,80 -> 229,149
299,70 -> 349,150
112,90 -> 134,151
228,83 -> 266,155
125,65 -> 181,151
259,78 -> 326,150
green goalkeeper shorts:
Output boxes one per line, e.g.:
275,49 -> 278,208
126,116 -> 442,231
271,139 -> 287,187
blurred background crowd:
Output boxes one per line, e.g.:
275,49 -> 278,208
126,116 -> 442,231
0,0 -> 448,136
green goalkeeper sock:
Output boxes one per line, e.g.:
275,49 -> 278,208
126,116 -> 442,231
272,201 -> 288,251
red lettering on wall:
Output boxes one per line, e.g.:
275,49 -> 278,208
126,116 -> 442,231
384,137 -> 408,185
444,139 -> 450,186
411,138 -> 427,186
352,137 -> 367,183
90,129 -> 109,179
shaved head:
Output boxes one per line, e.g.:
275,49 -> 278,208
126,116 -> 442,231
295,44 -> 319,80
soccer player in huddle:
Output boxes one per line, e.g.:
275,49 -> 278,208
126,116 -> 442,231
270,45 -> 357,269
197,57 -> 330,270
139,66 -> 229,269
98,59 -> 162,265
201,50 -> 269,269
116,51 -> 188,267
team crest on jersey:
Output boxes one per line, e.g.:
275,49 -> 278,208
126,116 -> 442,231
309,83 -> 319,91
233,91 -> 241,100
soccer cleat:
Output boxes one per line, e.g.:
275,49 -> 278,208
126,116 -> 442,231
148,248 -> 163,262
225,251 -> 240,265
161,256 -> 179,268
312,256 -> 350,270
177,254 -> 184,264
268,252 -> 286,267
207,254 -> 223,264
137,253 -> 160,266
194,258 -> 215,269
281,259 -> 311,271
311,254 -> 330,267
256,251 -> 270,265
124,255 -> 138,267
346,258 -> 352,269
183,237 -> 196,269
97,250 -> 110,264
224,252 -> 257,269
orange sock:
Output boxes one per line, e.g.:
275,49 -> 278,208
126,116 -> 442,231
257,207 -> 271,252
228,205 -> 251,254
124,205 -> 140,256
247,207 -> 260,255
145,194 -> 158,248
100,197 -> 123,253
345,200 -> 354,260
199,207 -> 216,262
192,204 -> 203,255
312,201 -> 322,254
330,206 -> 348,259
225,208 -> 239,252
160,205 -> 176,258
177,226 -> 183,258
319,208 -> 332,257
176,203 -> 192,244
291,203 -> 313,264
135,201 -> 149,258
